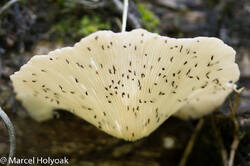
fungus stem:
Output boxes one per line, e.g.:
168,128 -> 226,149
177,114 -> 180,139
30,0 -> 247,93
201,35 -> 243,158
122,0 -> 128,32
0,107 -> 15,166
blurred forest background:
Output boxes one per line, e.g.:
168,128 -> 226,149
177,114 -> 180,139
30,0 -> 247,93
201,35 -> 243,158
0,0 -> 249,165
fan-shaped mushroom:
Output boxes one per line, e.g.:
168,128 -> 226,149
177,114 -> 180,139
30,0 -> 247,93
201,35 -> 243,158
10,29 -> 239,141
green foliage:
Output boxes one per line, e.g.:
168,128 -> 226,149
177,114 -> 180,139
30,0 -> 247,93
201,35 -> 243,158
50,0 -> 111,41
20,0 -> 27,4
63,1 -> 77,8
52,19 -> 77,39
78,16 -> 111,36
0,25 -> 5,36
55,0 -> 64,5
177,32 -> 184,38
51,15 -> 111,40
47,0 -> 77,11
206,0 -> 221,8
138,3 -> 159,32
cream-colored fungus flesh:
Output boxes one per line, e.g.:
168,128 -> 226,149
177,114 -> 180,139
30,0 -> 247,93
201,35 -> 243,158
10,29 -> 240,141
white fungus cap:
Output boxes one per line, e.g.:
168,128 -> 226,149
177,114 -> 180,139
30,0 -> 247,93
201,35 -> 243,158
10,29 -> 240,141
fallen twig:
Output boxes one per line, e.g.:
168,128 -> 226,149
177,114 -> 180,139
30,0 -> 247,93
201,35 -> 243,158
68,0 -> 106,9
228,135 -> 240,166
0,0 -> 21,16
228,91 -> 242,166
178,119 -> 204,166
211,115 -> 228,166
0,107 -> 15,166
112,0 -> 141,29
121,0 -> 128,32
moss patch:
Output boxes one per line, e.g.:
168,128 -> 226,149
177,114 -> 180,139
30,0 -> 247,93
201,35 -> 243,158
51,15 -> 111,41
138,3 -> 159,32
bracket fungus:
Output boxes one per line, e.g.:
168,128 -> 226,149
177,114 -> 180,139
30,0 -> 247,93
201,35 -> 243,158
10,29 -> 239,141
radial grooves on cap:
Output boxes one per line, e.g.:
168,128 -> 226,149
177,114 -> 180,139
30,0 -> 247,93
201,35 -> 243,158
10,29 -> 239,141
